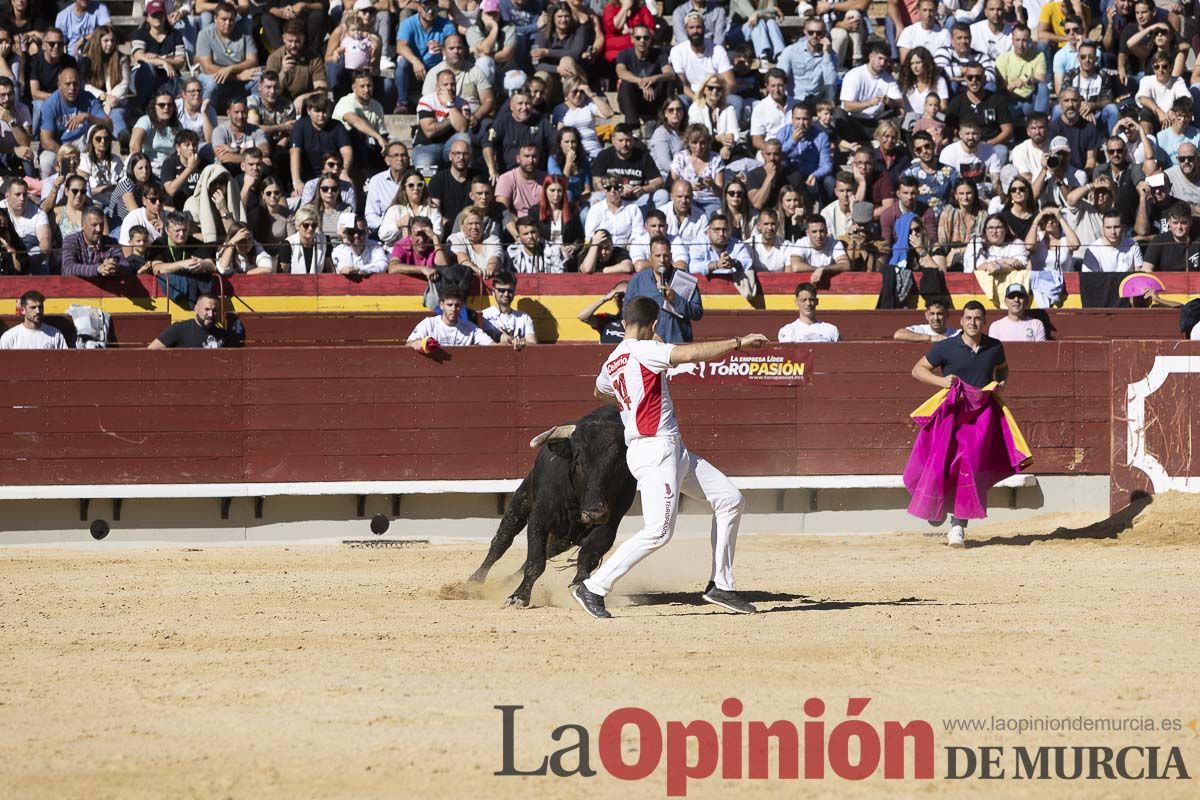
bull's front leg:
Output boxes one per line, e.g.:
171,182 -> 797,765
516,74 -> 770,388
570,524 -> 618,587
504,521 -> 549,608
469,479 -> 531,584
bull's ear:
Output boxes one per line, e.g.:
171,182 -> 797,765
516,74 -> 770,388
544,438 -> 573,460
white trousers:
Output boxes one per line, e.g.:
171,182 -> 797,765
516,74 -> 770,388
584,437 -> 745,597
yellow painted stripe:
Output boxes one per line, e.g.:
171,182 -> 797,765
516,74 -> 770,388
47,291 -> 1187,338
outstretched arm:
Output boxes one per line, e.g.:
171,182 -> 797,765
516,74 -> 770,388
668,334 -> 768,366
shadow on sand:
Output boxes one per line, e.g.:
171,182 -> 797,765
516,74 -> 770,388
625,591 -> 938,614
970,494 -> 1153,548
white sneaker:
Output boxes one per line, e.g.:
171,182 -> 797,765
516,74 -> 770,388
947,525 -> 966,548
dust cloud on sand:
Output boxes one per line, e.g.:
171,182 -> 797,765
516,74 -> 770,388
2,504 -> 1197,799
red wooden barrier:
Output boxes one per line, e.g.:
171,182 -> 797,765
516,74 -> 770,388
0,343 -> 1108,486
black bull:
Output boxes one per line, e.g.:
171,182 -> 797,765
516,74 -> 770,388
468,406 -> 636,607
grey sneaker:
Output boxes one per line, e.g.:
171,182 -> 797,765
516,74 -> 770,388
702,587 -> 757,614
572,584 -> 612,619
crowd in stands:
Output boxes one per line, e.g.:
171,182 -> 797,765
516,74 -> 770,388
3,0 -> 1200,348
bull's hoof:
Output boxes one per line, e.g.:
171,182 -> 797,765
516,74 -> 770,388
503,595 -> 531,608
467,570 -> 487,584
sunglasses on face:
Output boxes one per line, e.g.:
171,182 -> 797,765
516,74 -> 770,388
1179,156 -> 1197,162
1106,148 -> 1124,154
406,182 -> 424,189
320,185 -> 338,192
143,196 -> 161,204
68,188 -> 84,195
965,74 -> 984,81
264,189 -> 281,197
344,229 -> 365,238
632,35 -> 650,41
494,287 -> 515,294
299,222 -> 317,229
45,40 -> 63,47
325,161 -> 340,168
726,190 -> 744,197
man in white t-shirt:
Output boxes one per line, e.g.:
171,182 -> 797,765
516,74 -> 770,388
939,119 -> 1003,190
838,42 -> 903,143
3,177 -> 51,272
778,282 -> 840,343
572,295 -> 768,619
893,299 -> 961,342
897,0 -> 952,61
789,215 -> 849,281
406,290 -> 494,349
0,290 -> 68,350
970,0 -> 1014,61
1011,112 -> 1050,184
480,270 -> 537,348
1083,211 -> 1145,272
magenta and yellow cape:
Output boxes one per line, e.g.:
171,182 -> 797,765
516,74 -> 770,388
903,381 -> 1033,521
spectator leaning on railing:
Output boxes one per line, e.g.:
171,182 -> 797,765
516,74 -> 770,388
61,205 -> 126,277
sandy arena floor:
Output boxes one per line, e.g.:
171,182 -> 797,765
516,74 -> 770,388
2,496 -> 1199,799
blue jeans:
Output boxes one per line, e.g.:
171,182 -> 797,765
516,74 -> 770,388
1009,82 -> 1050,121
730,19 -> 786,61
411,133 -> 472,172
196,71 -> 260,115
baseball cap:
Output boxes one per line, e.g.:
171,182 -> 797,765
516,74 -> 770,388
353,0 -> 374,9
1005,283 -> 1029,298
851,201 -> 874,226
1049,136 -> 1070,154
480,0 -> 500,11
145,0 -> 166,14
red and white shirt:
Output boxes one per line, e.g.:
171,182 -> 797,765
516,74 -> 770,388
596,340 -> 679,446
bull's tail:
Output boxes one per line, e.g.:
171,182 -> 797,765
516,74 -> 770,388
468,476 -> 533,583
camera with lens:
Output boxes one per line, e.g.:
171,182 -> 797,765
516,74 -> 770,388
1046,155 -> 1061,169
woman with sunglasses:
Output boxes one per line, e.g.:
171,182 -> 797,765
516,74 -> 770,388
378,170 -> 443,246
38,144 -> 82,216
128,87 -> 178,174
937,178 -> 986,269
285,205 -> 333,274
79,26 -> 130,144
649,98 -> 687,178
547,126 -> 592,206
54,174 -> 96,241
130,1 -> 185,114
310,175 -> 355,241
554,78 -> 613,160
720,178 -> 754,241
889,213 -> 947,273
995,175 -> 1038,240
78,125 -> 123,212
671,124 -> 725,215
688,77 -> 738,161
1024,207 -> 1075,308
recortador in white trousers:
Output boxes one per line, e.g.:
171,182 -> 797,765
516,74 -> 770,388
583,436 -> 745,597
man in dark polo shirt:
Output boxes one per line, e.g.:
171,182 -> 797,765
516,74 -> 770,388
911,300 -> 1008,548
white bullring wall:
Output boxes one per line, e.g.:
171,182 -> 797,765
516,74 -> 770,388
0,476 -> 1109,545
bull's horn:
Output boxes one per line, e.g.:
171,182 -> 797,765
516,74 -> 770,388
529,424 -> 576,449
